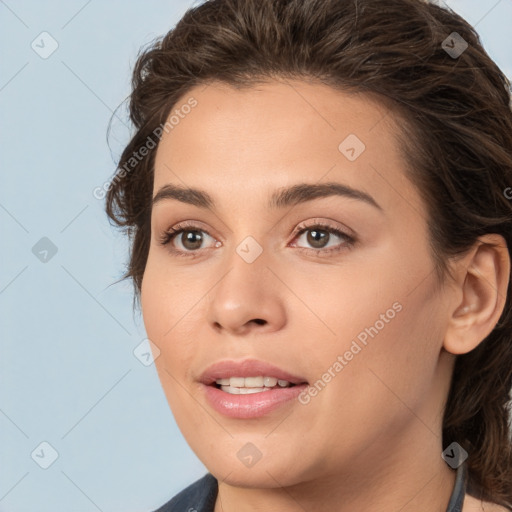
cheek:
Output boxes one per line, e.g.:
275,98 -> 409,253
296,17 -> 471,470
141,249 -> 206,339
141,256 -> 187,368
291,288 -> 446,472
141,261 -> 207,428
298,238 -> 445,409
312,272 -> 445,434
140,251 -> 218,386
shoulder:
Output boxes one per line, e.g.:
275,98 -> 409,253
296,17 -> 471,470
463,493 -> 511,512
152,473 -> 218,512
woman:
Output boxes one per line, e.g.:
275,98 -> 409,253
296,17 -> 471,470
105,0 -> 512,510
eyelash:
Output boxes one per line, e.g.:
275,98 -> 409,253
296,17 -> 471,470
157,220 -> 356,258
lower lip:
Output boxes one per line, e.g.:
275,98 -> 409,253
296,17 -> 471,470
202,383 -> 309,419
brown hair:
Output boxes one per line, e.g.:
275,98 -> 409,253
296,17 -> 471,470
105,0 -> 512,506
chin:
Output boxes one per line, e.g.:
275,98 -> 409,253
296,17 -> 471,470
212,463 -> 303,489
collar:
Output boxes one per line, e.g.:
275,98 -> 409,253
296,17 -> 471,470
446,459 -> 468,512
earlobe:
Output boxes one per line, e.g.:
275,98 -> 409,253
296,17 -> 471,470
443,234 -> 510,356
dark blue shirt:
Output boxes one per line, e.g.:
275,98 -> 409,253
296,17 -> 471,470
153,459 -> 467,512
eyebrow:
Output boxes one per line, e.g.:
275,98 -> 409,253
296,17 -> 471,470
152,182 -> 382,211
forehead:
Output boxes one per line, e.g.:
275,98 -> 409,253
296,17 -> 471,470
152,79 -> 422,216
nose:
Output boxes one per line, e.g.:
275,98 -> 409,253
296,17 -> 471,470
206,246 -> 287,336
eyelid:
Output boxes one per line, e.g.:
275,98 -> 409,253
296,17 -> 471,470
291,218 -> 355,240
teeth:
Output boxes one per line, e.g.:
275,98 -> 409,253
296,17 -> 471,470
263,377 -> 278,387
220,385 -> 271,394
244,376 -> 264,387
229,377 -> 245,387
214,376 -> 293,390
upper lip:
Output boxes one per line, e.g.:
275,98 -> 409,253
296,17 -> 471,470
199,359 -> 308,385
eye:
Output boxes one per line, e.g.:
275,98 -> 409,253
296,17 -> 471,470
157,221 -> 220,257
290,221 -> 355,255
157,219 -> 355,258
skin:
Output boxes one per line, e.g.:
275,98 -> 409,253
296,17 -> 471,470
140,79 -> 510,512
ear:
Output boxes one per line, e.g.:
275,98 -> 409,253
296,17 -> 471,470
443,234 -> 510,355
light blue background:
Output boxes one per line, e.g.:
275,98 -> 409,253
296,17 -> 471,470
1,1 -> 511,511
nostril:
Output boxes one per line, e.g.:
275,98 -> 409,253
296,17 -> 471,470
252,319 -> 266,325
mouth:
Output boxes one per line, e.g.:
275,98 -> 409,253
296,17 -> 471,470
199,358 -> 308,388
210,376 -> 303,394
199,359 -> 309,418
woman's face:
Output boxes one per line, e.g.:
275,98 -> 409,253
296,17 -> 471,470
141,80 -> 456,488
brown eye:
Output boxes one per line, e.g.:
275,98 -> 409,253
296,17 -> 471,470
179,230 -> 204,250
306,228 -> 330,248
292,223 -> 355,255
158,224 -> 218,256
